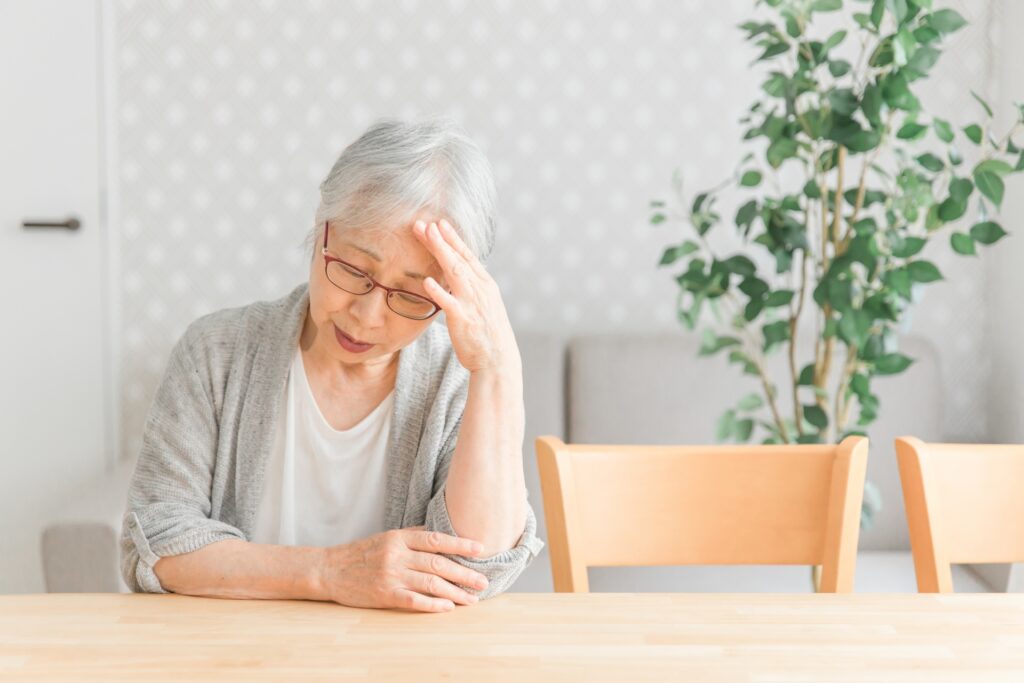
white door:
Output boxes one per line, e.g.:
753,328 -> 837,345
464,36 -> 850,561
0,0 -> 110,593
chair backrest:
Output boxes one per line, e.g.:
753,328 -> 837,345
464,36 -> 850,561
895,436 -> 1024,593
535,436 -> 869,593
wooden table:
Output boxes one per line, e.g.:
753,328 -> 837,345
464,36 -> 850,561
2,593 -> 1023,681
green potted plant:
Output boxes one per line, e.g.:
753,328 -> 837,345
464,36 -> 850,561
652,0 -> 1023,528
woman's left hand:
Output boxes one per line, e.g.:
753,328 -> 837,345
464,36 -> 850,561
413,219 -> 520,374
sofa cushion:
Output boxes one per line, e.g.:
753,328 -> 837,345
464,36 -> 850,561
565,332 -> 944,551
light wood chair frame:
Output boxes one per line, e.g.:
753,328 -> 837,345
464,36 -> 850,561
536,436 -> 869,593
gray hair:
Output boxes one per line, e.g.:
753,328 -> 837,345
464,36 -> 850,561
304,116 -> 497,263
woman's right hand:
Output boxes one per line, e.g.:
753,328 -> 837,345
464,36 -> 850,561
318,528 -> 491,612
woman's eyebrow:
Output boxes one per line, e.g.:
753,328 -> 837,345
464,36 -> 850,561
342,241 -> 427,281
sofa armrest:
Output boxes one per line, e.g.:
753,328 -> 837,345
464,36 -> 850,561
41,457 -> 136,593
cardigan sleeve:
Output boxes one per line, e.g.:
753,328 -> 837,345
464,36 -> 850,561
119,329 -> 246,593
424,415 -> 544,600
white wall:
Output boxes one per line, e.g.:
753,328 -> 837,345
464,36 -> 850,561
111,0 -> 1000,465
990,0 -> 1024,444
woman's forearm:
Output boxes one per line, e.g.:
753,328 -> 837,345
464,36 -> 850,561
443,359 -> 528,556
153,539 -> 326,600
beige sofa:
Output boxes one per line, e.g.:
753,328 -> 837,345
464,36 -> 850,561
42,331 -> 998,593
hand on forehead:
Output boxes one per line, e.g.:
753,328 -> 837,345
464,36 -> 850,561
340,221 -> 447,287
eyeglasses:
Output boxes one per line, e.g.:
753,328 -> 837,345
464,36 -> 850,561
321,222 -> 441,321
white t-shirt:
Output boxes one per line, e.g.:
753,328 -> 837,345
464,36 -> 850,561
251,346 -> 394,547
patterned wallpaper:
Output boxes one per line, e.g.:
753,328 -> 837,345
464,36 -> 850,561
114,0 -> 999,459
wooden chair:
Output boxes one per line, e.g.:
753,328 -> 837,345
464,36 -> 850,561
895,436 -> 1024,593
535,436 -> 869,593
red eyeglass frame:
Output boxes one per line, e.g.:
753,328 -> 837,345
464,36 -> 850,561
321,221 -> 442,320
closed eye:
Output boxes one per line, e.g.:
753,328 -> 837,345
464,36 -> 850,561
394,291 -> 429,304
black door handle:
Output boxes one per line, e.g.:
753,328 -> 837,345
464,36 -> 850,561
22,216 -> 81,230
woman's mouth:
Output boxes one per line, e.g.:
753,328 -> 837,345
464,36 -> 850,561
334,324 -> 374,353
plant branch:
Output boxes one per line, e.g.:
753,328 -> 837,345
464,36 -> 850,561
834,344 -> 859,439
789,237 -> 810,437
756,359 -> 790,444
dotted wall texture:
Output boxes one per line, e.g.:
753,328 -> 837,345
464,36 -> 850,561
115,0 -> 999,460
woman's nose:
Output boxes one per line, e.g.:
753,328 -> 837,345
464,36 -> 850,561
347,286 -> 390,326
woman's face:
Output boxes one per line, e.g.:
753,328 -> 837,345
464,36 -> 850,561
305,215 -> 448,374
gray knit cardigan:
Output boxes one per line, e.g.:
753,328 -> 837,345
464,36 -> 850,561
120,282 -> 543,599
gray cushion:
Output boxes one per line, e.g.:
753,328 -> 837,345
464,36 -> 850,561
565,331 -> 944,551
41,458 -> 135,592
509,331 -> 565,592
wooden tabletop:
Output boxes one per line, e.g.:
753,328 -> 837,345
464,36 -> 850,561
2,593 -> 1024,681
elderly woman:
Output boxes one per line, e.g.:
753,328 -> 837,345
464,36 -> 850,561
120,117 -> 543,612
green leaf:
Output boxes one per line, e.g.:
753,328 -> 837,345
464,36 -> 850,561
739,277 -> 769,299
885,267 -> 912,298
744,297 -> 766,322
975,171 -> 1005,208
913,25 -> 940,44
875,352 -> 914,375
824,276 -> 854,312
851,373 -> 870,397
870,0 -> 885,29
893,29 -> 916,66
839,309 -> 872,346
737,393 -> 765,411
803,405 -> 829,429
766,137 -> 799,168
728,349 -> 760,376
824,29 -> 847,52
970,221 -> 1007,245
692,192 -> 709,213
762,320 -> 790,350
828,59 -> 852,77
932,118 -> 954,143
845,129 -> 881,153
971,89 -> 995,118
721,255 -> 757,277
950,232 -> 976,255
782,14 -> 801,38
896,122 -> 927,140
887,0 -> 909,25
974,159 -> 1014,177
758,41 -> 790,61
734,418 -> 755,442
798,364 -> 816,386
829,89 -> 859,115
937,197 -> 968,222
765,290 -> 794,307
812,0 -> 842,12
699,330 -> 741,356
659,241 -> 699,265
906,46 -> 940,77
881,72 -> 918,111
736,199 -> 759,229
740,170 -> 763,187
650,213 -> 667,225
716,410 -> 736,441
907,260 -> 943,283
929,8 -> 967,34
916,153 -> 944,172
949,177 -> 974,203
892,237 -> 926,258
963,124 -> 983,145
862,82 -> 883,126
